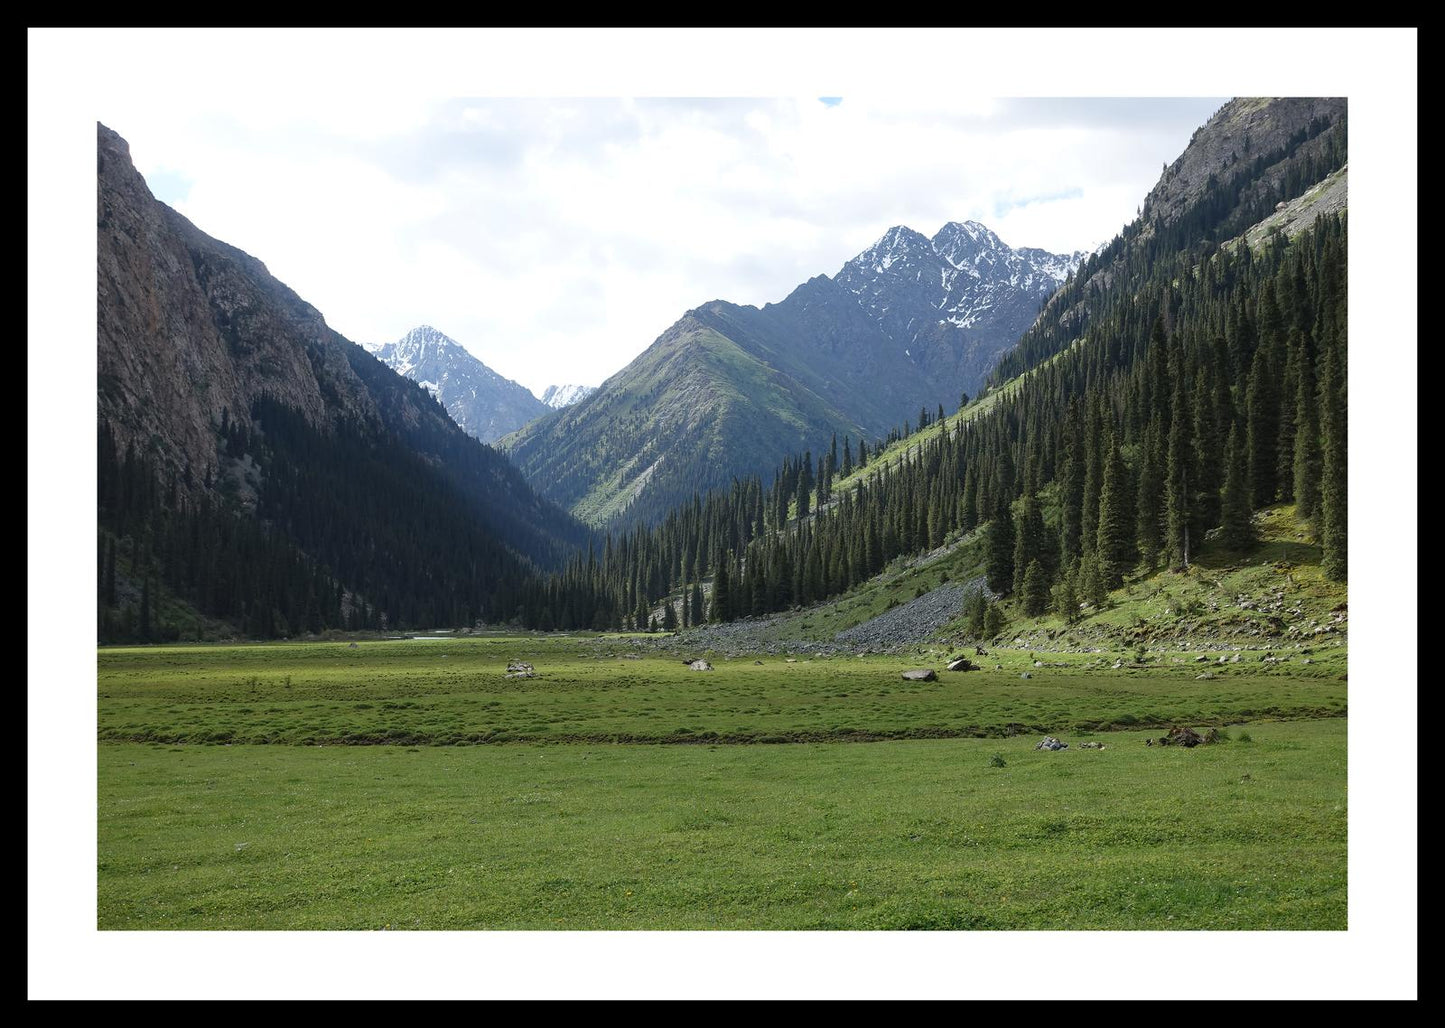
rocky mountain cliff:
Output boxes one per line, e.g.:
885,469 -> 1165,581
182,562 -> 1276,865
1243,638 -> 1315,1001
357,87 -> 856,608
367,326 -> 548,443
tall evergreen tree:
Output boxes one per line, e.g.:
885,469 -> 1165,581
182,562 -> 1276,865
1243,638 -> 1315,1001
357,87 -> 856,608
1021,559 -> 1050,617
1095,435 -> 1135,590
1135,415 -> 1165,569
984,494 -> 1016,596
1165,376 -> 1195,569
1319,334 -> 1347,580
1219,423 -> 1255,551
1245,331 -> 1281,508
1292,332 -> 1323,526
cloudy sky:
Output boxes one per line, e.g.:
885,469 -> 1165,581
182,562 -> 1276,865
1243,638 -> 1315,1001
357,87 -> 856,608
96,93 -> 1224,393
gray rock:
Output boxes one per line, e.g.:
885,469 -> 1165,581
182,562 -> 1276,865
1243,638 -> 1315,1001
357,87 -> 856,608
1078,741 -> 1105,749
504,670 -> 535,680
1020,672 -> 1032,679
689,660 -> 714,671
901,668 -> 938,682
1034,736 -> 1068,751
946,658 -> 979,672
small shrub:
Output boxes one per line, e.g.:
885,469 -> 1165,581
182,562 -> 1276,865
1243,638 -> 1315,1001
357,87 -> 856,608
1237,730 -> 1253,743
988,753 -> 1007,768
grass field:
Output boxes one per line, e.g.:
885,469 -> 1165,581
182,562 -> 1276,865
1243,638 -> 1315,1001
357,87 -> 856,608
97,633 -> 1347,930
98,718 -> 1345,930
98,635 -> 1346,746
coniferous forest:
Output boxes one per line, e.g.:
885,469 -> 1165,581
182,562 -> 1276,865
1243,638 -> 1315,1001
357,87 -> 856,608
522,212 -> 1346,632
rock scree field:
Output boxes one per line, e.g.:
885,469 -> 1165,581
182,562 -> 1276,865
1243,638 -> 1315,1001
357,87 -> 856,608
97,633 -> 1346,929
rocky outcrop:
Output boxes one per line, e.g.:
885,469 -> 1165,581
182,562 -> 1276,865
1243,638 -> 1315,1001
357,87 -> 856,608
97,122 -> 382,493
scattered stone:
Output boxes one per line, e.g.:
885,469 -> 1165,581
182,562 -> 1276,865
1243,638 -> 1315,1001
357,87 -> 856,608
1230,653 -> 1241,663
1195,672 -> 1216,680
348,642 -> 358,648
1020,672 -> 1032,679
994,664 -> 1003,670
1033,660 -> 1044,668
1034,736 -> 1068,751
753,660 -> 763,665
1145,738 -> 1153,746
620,654 -> 641,660
504,670 -> 536,680
946,658 -> 979,672
1078,741 -> 1106,750
689,660 -> 714,672
786,658 -> 797,663
506,661 -> 534,674
901,668 -> 938,682
975,646 -> 989,656
1195,655 -> 1210,662
1155,726 -> 1208,747
1111,660 -> 1124,669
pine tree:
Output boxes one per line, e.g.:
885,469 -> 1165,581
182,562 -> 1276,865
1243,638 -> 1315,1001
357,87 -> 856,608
983,600 -> 1007,640
662,600 -> 677,631
1165,377 -> 1195,570
1218,423 -> 1255,551
710,552 -> 732,622
1246,338 -> 1281,508
1095,435 -> 1135,590
690,581 -> 705,627
1012,492 -> 1048,597
1319,335 -> 1347,580
984,494 -> 1016,595
1134,415 -> 1165,569
966,586 -> 987,638
1022,560 -> 1050,616
1292,332 -> 1323,526
1051,559 -> 1080,623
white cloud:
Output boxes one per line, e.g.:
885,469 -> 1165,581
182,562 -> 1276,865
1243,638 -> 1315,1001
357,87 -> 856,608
86,81 -> 1226,391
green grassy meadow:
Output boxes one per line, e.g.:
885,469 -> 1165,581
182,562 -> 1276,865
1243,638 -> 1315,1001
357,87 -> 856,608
98,634 -> 1346,930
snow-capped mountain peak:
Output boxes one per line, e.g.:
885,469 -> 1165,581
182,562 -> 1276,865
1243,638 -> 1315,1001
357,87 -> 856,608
832,218 -> 1084,391
538,384 -> 597,409
369,325 -> 548,443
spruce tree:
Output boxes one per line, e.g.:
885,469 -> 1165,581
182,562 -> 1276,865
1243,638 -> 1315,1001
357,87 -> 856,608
1095,436 -> 1135,590
983,600 -> 1007,640
1219,423 -> 1255,551
966,586 -> 987,638
1246,338 -> 1281,508
1051,559 -> 1080,623
1134,415 -> 1165,569
710,553 -> 731,623
690,582 -> 704,627
1292,332 -> 1323,526
984,494 -> 1016,596
1012,492 -> 1048,596
1022,560 -> 1050,617
1165,377 -> 1195,570
1319,335 -> 1347,580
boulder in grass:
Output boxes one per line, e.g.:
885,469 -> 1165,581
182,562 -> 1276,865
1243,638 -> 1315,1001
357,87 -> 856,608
507,661 -> 534,674
1079,741 -> 1106,749
689,660 -> 714,671
1157,725 -> 1206,747
505,670 -> 536,680
901,669 -> 938,682
1035,736 -> 1068,751
946,658 -> 979,672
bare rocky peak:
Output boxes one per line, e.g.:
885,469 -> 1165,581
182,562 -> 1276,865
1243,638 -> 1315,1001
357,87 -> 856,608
1141,97 -> 1347,230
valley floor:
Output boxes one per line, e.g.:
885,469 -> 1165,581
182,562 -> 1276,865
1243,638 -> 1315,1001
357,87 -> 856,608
97,636 -> 1347,930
